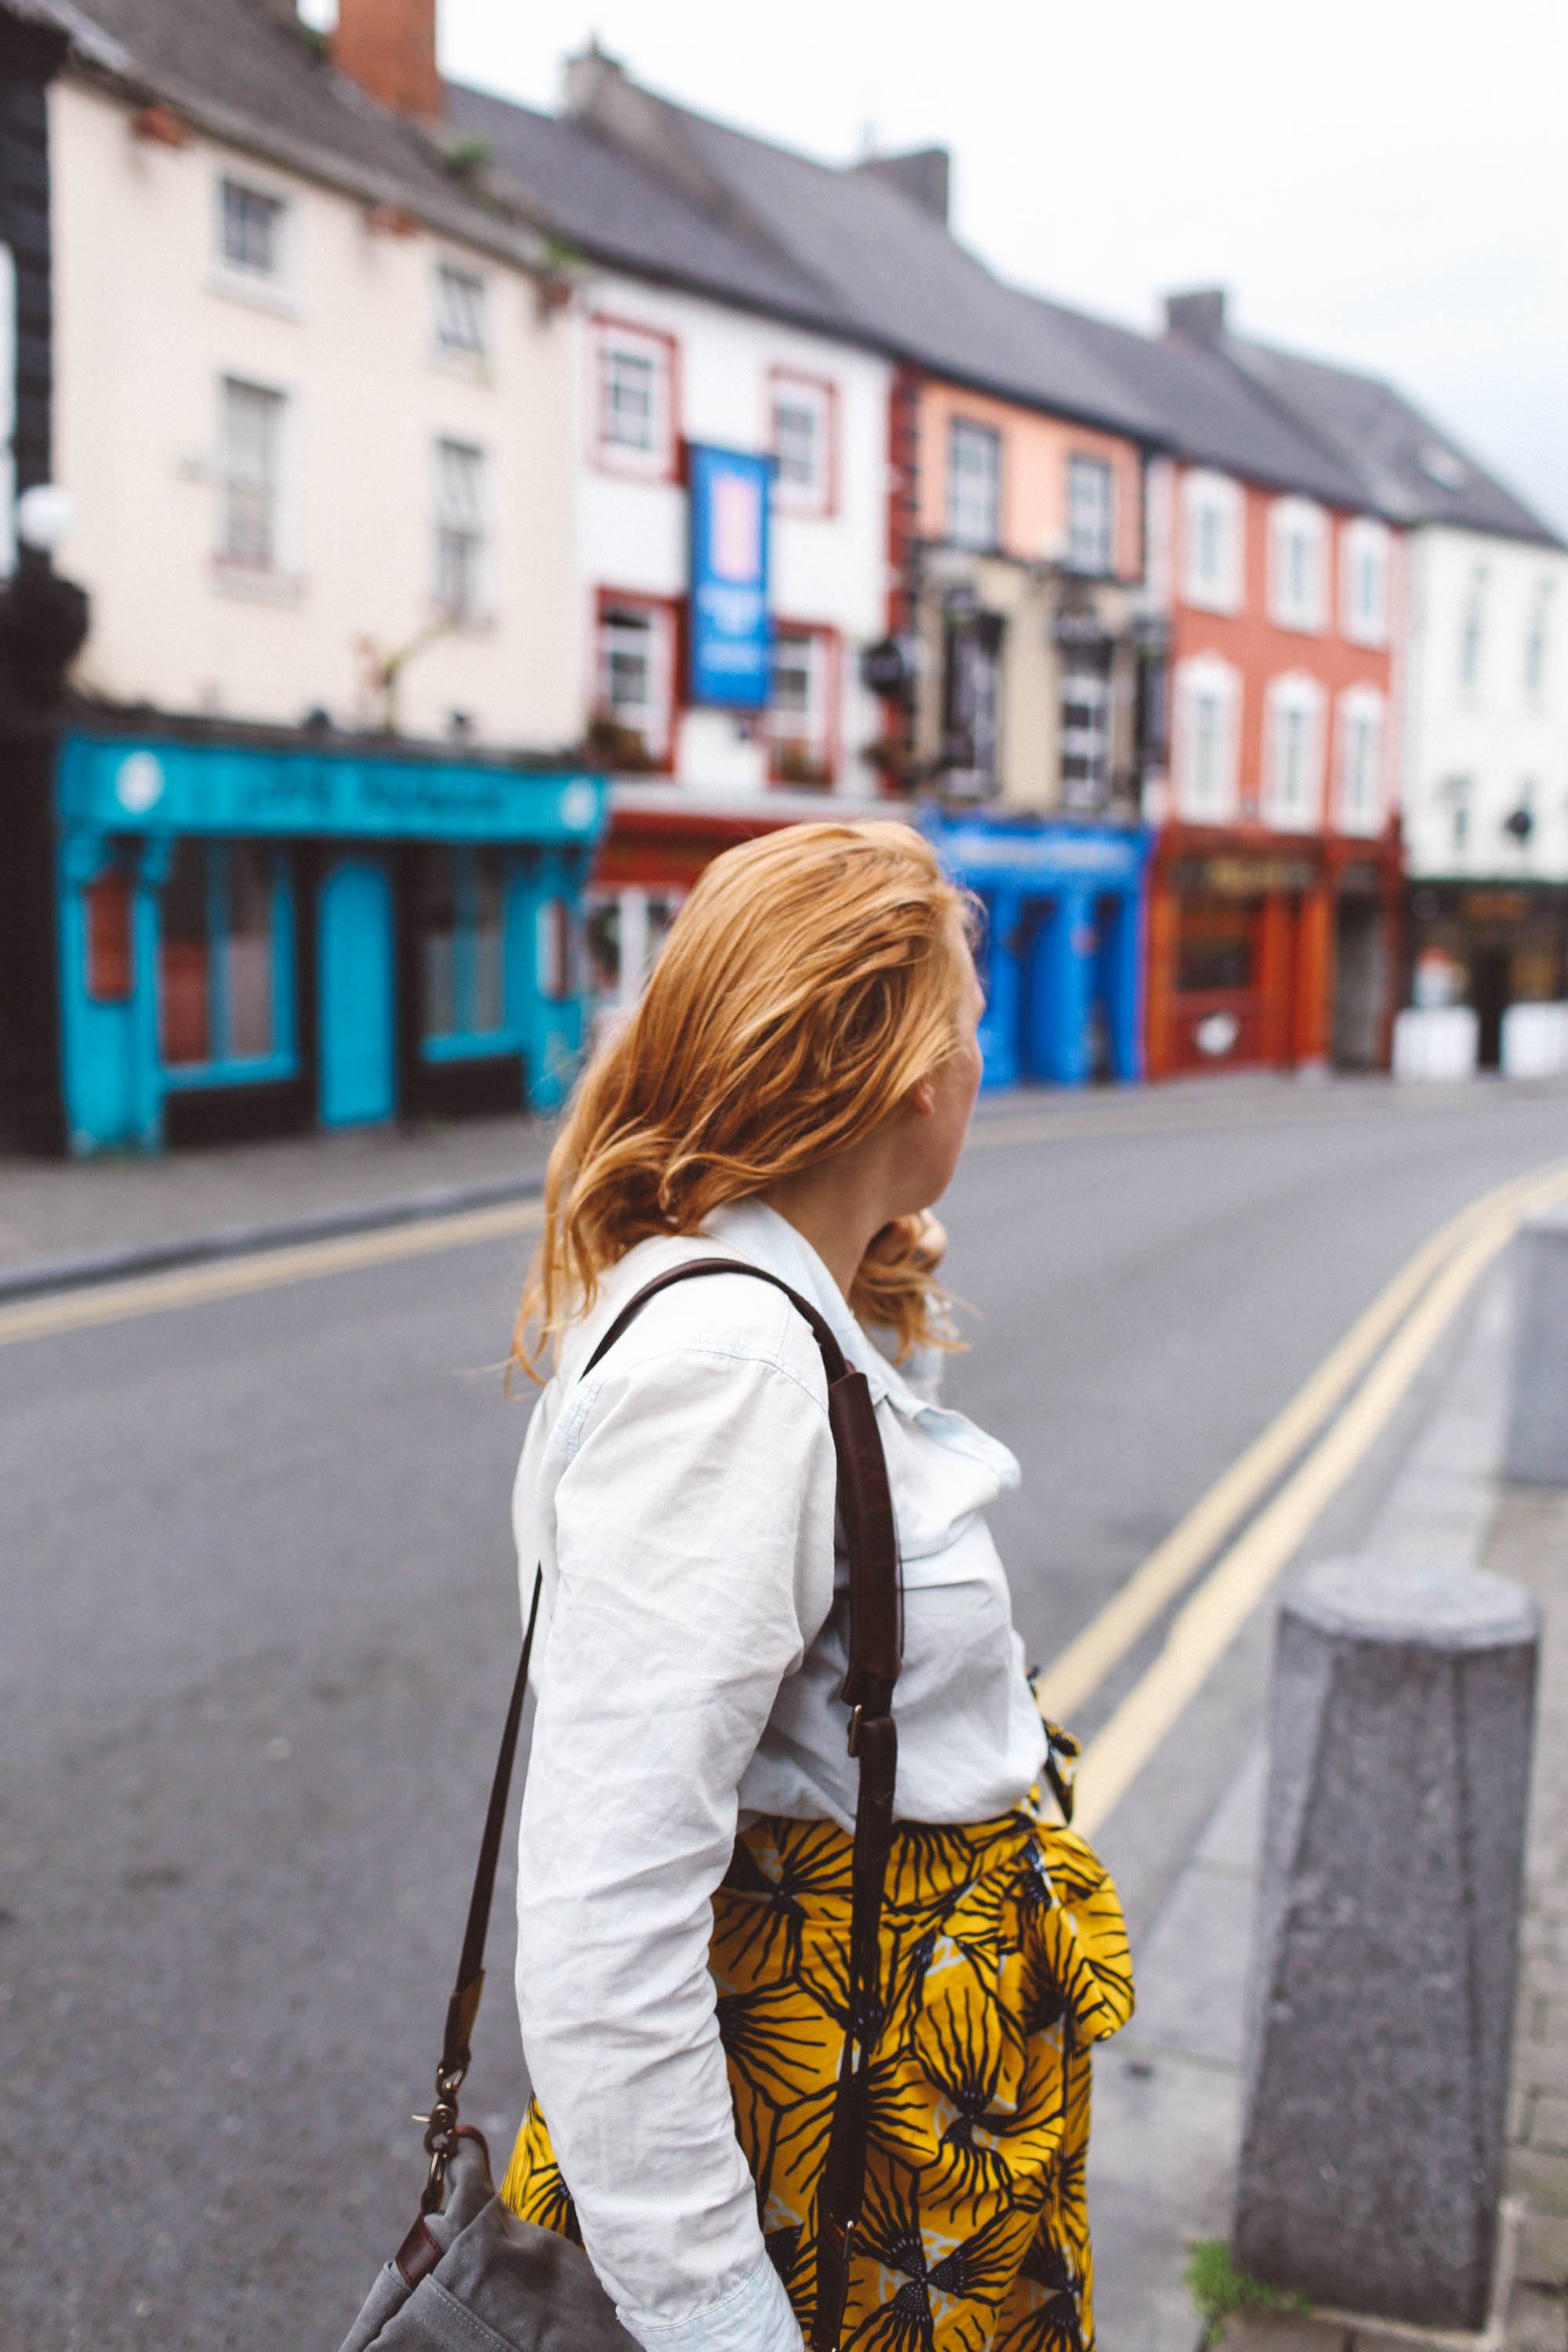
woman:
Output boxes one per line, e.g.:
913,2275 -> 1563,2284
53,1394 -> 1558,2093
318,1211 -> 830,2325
502,822 -> 1133,2352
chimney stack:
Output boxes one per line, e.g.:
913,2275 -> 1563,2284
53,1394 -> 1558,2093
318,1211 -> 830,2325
333,0 -> 441,123
1164,287 -> 1228,345
854,147 -> 951,225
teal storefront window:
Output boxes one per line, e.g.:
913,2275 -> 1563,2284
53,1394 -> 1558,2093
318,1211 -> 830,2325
158,840 -> 297,1086
419,845 -> 516,1059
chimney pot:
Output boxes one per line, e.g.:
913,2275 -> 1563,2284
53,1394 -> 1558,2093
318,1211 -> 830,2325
334,0 -> 441,123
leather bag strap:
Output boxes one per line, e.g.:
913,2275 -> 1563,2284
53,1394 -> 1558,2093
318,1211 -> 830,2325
425,1254 -> 904,2350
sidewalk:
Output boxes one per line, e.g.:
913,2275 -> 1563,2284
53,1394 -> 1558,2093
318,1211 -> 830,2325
1091,1269 -> 1568,2352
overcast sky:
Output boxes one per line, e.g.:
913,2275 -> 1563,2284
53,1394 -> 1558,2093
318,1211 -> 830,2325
322,0 -> 1568,532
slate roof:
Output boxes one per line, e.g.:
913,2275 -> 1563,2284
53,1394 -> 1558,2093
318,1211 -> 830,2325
1219,334 -> 1563,546
1051,297 -> 1373,510
448,68 -> 1160,442
7,0 -> 550,270
611,86 -> 1162,440
444,82 -> 858,338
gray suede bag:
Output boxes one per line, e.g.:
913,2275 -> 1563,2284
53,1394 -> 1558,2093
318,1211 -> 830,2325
335,1259 -> 904,2352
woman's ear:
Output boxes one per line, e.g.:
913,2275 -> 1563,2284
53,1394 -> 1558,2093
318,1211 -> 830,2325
909,1076 -> 936,1118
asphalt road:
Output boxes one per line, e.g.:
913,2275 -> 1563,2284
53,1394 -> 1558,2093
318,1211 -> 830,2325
8,1076 -> 1568,2350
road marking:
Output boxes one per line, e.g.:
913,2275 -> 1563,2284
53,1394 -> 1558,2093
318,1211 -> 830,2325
1069,1163 -> 1568,1836
0,1197 -> 544,1350
1033,1161 -> 1561,1726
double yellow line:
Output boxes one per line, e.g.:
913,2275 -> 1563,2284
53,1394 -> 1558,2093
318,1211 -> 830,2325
1056,1161 -> 1568,1835
0,1196 -> 546,1350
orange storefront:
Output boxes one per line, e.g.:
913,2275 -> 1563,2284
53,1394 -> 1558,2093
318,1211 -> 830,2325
1145,824 -> 1402,1076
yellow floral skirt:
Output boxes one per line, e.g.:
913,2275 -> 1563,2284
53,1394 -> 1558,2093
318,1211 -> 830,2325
502,1801 -> 1134,2350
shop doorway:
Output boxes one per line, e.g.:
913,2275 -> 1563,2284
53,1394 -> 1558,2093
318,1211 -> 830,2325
318,856 -> 395,1127
1472,949 -> 1511,1070
1332,898 -> 1387,1071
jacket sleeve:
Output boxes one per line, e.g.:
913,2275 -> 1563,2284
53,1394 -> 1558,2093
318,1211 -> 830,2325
515,1341 -> 839,2352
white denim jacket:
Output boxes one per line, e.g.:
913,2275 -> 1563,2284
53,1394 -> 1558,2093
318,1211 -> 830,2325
512,1200 -> 1046,2352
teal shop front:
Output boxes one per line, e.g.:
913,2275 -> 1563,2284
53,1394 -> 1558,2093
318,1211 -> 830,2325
51,719 -> 608,1156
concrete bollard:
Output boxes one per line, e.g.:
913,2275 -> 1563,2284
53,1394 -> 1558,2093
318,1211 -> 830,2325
1233,1553 -> 1538,2330
1504,1205 -> 1568,1485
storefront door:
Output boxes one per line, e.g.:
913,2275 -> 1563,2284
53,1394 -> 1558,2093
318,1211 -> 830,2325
318,856 -> 394,1127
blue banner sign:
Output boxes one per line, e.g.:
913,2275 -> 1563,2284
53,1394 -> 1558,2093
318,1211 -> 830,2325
57,732 -> 608,848
688,444 -> 772,710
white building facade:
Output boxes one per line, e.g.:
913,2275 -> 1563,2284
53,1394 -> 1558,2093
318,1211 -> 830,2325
1401,524 -> 1568,1069
47,73 -> 581,750
562,275 -> 895,1017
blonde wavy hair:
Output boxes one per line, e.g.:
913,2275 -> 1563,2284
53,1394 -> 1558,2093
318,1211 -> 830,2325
511,820 -> 978,1382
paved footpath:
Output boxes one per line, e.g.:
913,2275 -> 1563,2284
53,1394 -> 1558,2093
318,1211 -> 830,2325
1202,1283 -> 1568,2352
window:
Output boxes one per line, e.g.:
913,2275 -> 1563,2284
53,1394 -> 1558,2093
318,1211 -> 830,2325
941,604 -> 1004,793
594,594 -> 676,768
0,241 -> 14,575
769,370 -> 836,515
1335,688 -> 1386,835
770,624 -> 837,784
948,419 -> 1002,550
1447,775 -> 1472,856
1065,454 -> 1114,575
419,846 -> 508,1051
218,178 -> 285,281
433,438 -> 487,623
1178,904 -> 1255,995
593,318 -> 677,476
1174,655 -> 1241,820
1269,499 -> 1328,631
1525,580 -> 1553,697
1181,470 -> 1243,612
1459,568 -> 1487,686
85,870 -> 135,1001
1262,675 -> 1326,829
158,840 -> 291,1075
434,260 -> 488,356
1341,518 -> 1390,645
218,377 -> 287,572
1059,648 -> 1112,811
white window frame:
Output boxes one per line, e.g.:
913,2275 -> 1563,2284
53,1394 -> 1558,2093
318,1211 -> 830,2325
1524,579 -> 1553,699
770,624 -> 837,781
769,372 -> 835,517
216,374 -> 294,576
1261,671 -> 1327,831
1458,566 -> 1488,688
948,418 -> 1002,550
433,258 -> 489,359
1173,653 -> 1242,821
431,437 -> 490,626
597,597 -> 676,764
1268,498 -> 1329,633
1340,517 -> 1391,647
212,172 -> 296,310
1065,452 -> 1115,575
0,241 -> 14,575
1334,685 -> 1387,837
593,320 -> 676,477
1181,469 -> 1243,613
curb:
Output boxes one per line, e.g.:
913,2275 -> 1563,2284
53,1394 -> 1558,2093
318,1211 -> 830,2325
0,1171 -> 549,1306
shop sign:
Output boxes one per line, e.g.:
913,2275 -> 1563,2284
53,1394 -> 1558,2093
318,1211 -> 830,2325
1459,891 -> 1530,924
687,444 -> 772,710
928,818 -> 1144,884
58,732 -> 608,847
1171,855 -> 1317,897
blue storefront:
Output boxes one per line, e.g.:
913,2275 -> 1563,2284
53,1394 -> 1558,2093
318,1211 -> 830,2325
49,718 -> 607,1155
923,811 -> 1151,1089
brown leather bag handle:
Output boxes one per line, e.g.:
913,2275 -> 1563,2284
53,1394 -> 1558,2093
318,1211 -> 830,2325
423,1256 -> 903,2348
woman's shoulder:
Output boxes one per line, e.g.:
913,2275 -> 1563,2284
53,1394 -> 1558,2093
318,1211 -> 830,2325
557,1233 -> 833,1407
